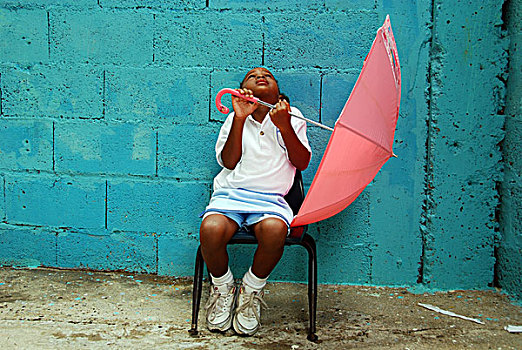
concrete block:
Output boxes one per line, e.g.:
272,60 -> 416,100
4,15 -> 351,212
105,67 -> 209,125
5,174 -> 106,229
264,11 -> 377,69
55,120 -> 156,176
303,126 -> 330,185
426,180 -> 499,289
0,119 -> 53,171
325,0 -> 376,11
155,12 -> 263,67
157,124 -> 221,180
0,8 -> 48,63
210,69 -> 250,122
0,224 -> 56,268
157,233 -> 199,276
57,229 -> 157,273
318,242 -> 372,284
50,9 -> 153,65
1,64 -> 103,118
276,71 -> 321,125
100,0 -> 203,8
369,180 -> 423,285
321,72 -> 358,126
304,197 -> 371,284
107,179 -> 209,234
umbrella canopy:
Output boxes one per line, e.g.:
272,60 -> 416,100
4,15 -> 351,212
291,15 -> 401,228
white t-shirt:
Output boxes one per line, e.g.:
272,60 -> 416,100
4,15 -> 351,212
213,107 -> 311,196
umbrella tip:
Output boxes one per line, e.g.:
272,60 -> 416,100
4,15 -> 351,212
392,153 -> 398,158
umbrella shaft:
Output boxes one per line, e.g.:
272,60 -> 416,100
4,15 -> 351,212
256,100 -> 334,132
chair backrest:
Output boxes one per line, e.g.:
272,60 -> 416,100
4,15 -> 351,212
284,170 -> 304,216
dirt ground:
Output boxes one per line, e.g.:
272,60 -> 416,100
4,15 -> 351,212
0,267 -> 520,349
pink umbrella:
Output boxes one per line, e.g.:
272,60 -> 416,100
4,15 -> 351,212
215,15 -> 401,233
291,15 -> 401,228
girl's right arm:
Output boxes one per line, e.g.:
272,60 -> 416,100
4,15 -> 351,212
220,89 -> 257,170
220,116 -> 246,169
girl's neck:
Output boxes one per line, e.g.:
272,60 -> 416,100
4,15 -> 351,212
251,94 -> 278,122
252,105 -> 270,123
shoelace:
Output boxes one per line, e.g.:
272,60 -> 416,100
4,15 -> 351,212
236,291 -> 268,324
205,289 -> 233,321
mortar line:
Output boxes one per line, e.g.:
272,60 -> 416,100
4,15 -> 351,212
208,72 -> 213,122
47,11 -> 51,59
0,167 -> 215,184
3,177 -> 6,222
319,74 -> 323,123
0,73 -> 3,116
52,121 -> 56,172
55,231 -> 58,266
155,131 -> 159,176
152,14 -> 156,63
155,235 -> 159,275
102,71 -> 106,118
261,16 -> 265,66
105,180 -> 108,230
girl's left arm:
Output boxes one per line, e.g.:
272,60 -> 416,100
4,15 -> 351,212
270,101 -> 311,171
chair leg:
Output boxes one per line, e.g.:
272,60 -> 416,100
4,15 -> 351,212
301,234 -> 318,342
189,245 -> 204,335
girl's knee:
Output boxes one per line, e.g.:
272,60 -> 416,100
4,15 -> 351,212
199,215 -> 236,246
255,218 -> 287,247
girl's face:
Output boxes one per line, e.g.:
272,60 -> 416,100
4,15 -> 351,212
241,68 -> 280,100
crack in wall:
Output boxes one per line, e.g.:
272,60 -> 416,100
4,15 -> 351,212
418,0 -> 439,285
493,0 -> 514,290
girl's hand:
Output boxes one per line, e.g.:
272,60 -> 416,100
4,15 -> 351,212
232,88 -> 258,119
269,99 -> 292,132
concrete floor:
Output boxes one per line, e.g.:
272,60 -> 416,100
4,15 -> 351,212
0,267 -> 520,349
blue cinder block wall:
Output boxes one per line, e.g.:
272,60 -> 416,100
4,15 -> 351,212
0,0 -> 519,298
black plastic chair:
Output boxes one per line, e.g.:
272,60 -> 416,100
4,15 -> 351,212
189,170 -> 318,341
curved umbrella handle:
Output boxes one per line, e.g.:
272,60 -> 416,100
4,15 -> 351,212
215,88 -> 259,114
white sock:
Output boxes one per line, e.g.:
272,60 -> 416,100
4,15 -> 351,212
242,267 -> 267,294
210,267 -> 234,293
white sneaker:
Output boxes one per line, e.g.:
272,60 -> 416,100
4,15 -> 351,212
232,285 -> 268,335
205,284 -> 236,332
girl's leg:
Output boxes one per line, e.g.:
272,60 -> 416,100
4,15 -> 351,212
250,217 -> 288,278
199,214 -> 239,278
233,217 -> 287,336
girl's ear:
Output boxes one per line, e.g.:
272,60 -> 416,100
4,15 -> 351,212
279,93 -> 290,104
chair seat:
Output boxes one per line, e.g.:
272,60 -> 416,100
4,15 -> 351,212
230,226 -> 307,245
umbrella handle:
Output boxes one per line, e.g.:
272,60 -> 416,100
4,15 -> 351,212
215,88 -> 259,114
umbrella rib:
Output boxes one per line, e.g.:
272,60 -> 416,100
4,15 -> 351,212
335,122 -> 391,155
